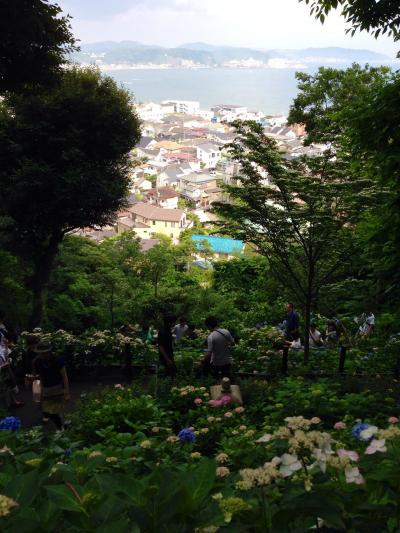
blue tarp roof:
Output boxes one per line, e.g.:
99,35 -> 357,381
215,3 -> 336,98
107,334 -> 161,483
191,234 -> 244,254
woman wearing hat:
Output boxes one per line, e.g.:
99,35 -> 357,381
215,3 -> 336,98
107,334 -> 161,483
32,340 -> 70,430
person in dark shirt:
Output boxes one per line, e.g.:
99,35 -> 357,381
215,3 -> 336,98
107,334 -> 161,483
285,303 -> 299,341
23,334 -> 40,375
157,315 -> 177,376
187,324 -> 198,340
32,340 -> 70,430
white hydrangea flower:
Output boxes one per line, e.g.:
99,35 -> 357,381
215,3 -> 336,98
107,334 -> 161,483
345,466 -> 365,485
359,425 -> 378,441
279,453 -> 303,477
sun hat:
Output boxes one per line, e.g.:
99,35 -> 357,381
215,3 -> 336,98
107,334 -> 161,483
34,340 -> 52,353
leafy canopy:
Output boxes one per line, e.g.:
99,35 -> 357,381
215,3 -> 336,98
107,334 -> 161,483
213,121 -> 364,359
0,0 -> 76,92
0,66 -> 141,250
299,0 -> 400,43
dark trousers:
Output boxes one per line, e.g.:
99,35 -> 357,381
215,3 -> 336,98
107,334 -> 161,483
211,364 -> 231,379
42,412 -> 63,430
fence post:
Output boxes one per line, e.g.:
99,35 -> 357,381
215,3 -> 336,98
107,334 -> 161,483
339,346 -> 347,375
282,347 -> 289,375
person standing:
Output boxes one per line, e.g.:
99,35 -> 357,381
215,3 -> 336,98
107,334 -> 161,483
202,316 -> 235,378
158,315 -> 177,376
32,340 -> 70,430
284,303 -> 299,341
309,323 -> 324,348
0,330 -> 24,408
172,317 -> 189,343
358,312 -> 375,338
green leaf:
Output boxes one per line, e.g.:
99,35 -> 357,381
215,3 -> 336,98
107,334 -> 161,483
46,484 -> 84,513
5,470 -> 39,507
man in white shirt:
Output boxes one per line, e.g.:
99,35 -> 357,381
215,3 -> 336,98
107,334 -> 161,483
202,316 -> 235,378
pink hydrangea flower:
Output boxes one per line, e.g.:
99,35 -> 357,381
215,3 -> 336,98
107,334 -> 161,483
224,412 -> 233,418
114,384 -> 123,389
194,398 -> 203,405
207,416 -> 216,422
365,439 -> 387,455
337,449 -> 359,461
334,421 -> 346,430
220,395 -> 232,406
235,406 -> 245,414
216,466 -> 230,478
388,416 -> 399,424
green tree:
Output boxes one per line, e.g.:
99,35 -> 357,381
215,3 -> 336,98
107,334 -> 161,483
0,0 -> 76,92
213,121 -> 362,362
288,64 -> 392,145
299,0 -> 400,47
289,64 -> 400,306
0,66 -> 141,327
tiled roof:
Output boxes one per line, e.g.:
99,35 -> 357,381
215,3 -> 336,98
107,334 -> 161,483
118,217 -> 150,229
147,187 -> 180,199
129,202 -> 185,222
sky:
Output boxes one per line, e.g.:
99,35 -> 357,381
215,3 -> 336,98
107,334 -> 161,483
58,0 -> 398,57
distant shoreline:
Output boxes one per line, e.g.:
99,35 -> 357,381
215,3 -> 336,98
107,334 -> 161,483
78,60 -> 400,73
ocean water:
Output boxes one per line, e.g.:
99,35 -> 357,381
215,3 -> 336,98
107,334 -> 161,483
108,67 -> 311,115
107,63 -> 395,115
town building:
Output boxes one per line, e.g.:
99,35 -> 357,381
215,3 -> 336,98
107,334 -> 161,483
118,202 -> 189,240
162,100 -> 200,115
196,142 -> 222,168
146,187 -> 180,209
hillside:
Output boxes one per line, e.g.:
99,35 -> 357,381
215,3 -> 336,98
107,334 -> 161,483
71,41 -> 389,68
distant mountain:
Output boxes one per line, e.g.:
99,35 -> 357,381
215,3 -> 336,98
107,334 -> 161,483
72,42 -> 389,68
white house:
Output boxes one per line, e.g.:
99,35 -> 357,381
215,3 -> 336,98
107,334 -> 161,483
196,143 -> 221,168
162,100 -> 200,115
146,187 -> 180,209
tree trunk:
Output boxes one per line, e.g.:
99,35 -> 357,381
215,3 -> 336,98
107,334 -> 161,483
29,234 -> 61,329
303,297 -> 311,364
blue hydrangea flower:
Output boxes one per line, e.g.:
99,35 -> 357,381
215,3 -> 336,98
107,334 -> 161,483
0,416 -> 21,431
351,422 -> 370,440
178,428 -> 196,444
64,448 -> 72,458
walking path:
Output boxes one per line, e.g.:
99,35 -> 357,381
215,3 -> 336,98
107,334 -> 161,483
5,378 -> 123,430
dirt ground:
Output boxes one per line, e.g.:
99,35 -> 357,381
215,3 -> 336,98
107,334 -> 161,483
4,377 -> 123,430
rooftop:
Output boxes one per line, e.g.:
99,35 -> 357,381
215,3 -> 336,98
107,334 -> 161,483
197,142 -> 221,153
180,172 -> 216,184
140,238 -> 160,252
129,202 -> 185,222
146,187 -> 180,199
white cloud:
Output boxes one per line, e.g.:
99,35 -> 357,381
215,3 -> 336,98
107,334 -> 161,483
63,0 -> 398,56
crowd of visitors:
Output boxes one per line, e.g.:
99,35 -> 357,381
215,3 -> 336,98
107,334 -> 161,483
0,304 -> 377,431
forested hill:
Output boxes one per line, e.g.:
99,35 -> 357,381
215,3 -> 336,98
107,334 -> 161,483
71,41 -> 389,67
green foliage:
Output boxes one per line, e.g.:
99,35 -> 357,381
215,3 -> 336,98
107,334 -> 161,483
213,120 -> 363,360
299,0 -> 400,45
0,66 -> 141,327
288,64 -> 392,145
0,0 -> 76,92
288,63 -> 400,307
